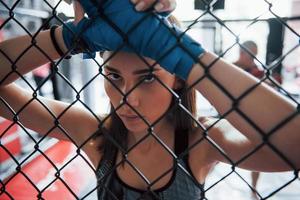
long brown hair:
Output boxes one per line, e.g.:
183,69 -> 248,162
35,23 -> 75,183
97,15 -> 197,162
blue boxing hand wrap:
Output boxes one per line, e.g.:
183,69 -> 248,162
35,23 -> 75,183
62,18 -> 101,58
62,0 -> 205,80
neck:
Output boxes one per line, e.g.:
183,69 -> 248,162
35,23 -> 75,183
127,119 -> 173,154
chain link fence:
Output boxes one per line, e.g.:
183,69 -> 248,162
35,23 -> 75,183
0,0 -> 300,199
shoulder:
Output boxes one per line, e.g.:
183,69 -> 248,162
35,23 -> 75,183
188,117 -> 240,165
187,120 -> 219,182
81,136 -> 104,169
81,114 -> 109,169
188,121 -> 217,166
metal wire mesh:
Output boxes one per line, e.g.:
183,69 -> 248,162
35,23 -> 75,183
0,0 -> 300,199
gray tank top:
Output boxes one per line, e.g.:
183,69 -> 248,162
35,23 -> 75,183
96,129 -> 204,199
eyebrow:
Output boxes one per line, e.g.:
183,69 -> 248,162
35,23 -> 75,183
105,65 -> 160,75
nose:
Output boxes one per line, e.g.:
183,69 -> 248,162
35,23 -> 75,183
125,89 -> 140,107
121,84 -> 140,108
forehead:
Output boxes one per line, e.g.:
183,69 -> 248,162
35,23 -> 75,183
103,51 -> 156,70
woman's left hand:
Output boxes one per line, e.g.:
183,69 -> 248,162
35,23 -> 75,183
63,0 -> 204,80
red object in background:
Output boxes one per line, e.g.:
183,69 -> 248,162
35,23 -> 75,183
272,73 -> 282,84
1,141 -> 95,200
0,119 -> 21,163
248,68 -> 264,79
32,63 -> 50,78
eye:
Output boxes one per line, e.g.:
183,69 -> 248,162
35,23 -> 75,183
106,73 -> 121,81
143,74 -> 155,83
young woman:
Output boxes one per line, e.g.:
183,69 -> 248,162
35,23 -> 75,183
0,0 -> 299,199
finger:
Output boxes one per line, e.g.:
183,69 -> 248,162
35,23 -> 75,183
198,116 -> 219,127
154,0 -> 176,12
73,0 -> 85,24
198,116 -> 210,124
130,0 -> 176,12
130,0 -> 147,11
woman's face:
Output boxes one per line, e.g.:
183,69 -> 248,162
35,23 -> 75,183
103,52 -> 178,134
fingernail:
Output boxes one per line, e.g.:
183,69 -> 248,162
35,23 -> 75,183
131,0 -> 138,4
135,1 -> 145,11
154,3 -> 164,11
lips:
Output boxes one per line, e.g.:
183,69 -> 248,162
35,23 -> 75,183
119,113 -> 143,123
120,114 -> 140,119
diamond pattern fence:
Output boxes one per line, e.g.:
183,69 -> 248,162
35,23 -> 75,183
0,0 -> 300,199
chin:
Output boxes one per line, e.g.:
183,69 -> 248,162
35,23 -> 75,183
124,123 -> 149,135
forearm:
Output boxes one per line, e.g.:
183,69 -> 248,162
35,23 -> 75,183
0,27 -> 66,85
0,83 -> 54,135
187,52 -> 299,165
0,83 -> 98,143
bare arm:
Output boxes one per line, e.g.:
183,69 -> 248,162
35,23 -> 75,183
0,24 -> 100,146
0,27 -> 66,85
195,117 -> 291,172
0,83 -> 99,143
187,52 -> 300,169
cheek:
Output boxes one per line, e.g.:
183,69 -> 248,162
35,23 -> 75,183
144,83 -> 173,116
104,81 -> 121,107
